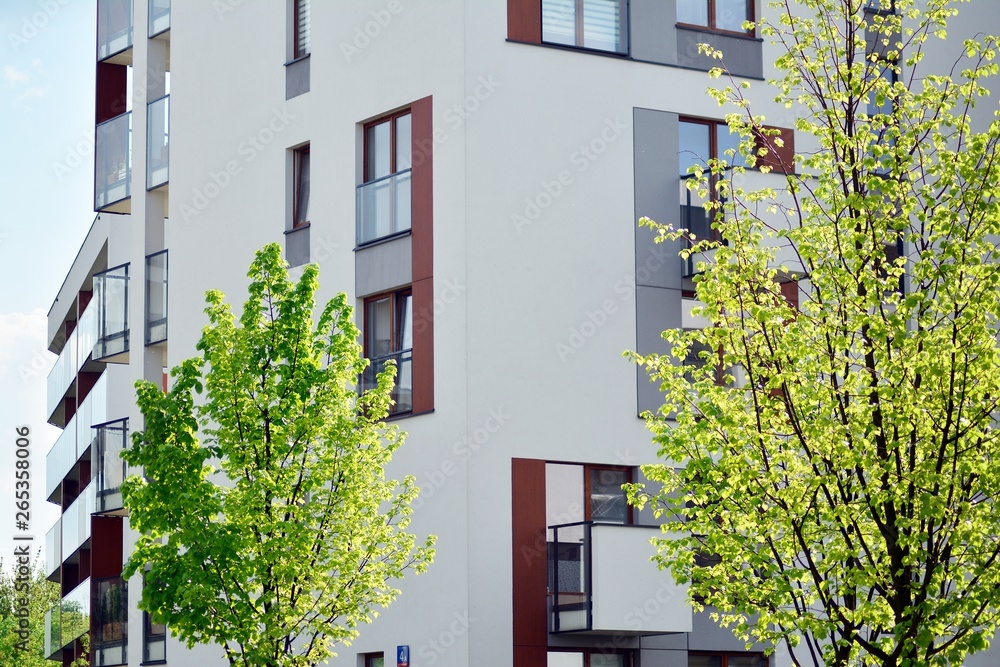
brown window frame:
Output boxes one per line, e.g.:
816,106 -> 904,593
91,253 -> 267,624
363,109 -> 412,184
584,464 -> 633,524
293,0 -> 310,59
688,652 -> 768,667
676,0 -> 755,38
362,652 -> 385,667
363,288 -> 413,416
293,144 -> 310,229
540,0 -> 629,54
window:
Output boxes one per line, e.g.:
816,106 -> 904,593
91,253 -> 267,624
93,263 -> 130,360
145,250 -> 167,345
541,0 -> 628,54
95,419 -> 128,514
548,649 -> 633,666
294,145 -> 311,228
363,654 -> 384,667
93,576 -> 128,666
294,0 -> 310,58
679,118 -> 743,244
358,111 -> 412,245
546,463 -> 632,530
362,289 -> 413,415
143,609 -> 166,663
677,0 -> 753,35
689,653 -> 767,667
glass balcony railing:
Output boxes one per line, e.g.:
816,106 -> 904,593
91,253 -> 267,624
98,0 -> 133,61
93,264 -> 130,361
45,519 -> 61,580
46,298 -> 99,420
147,95 -> 169,190
93,576 -> 128,666
359,349 -> 412,415
95,420 -> 128,514
61,482 -> 95,561
149,0 -> 170,36
548,522 -> 691,635
96,112 -> 132,210
145,251 -> 168,345
45,577 -> 91,659
356,170 -> 412,245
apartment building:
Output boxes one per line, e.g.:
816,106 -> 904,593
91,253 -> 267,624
40,1 -> 1000,667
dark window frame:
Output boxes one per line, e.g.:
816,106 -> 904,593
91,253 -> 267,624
363,288 -> 414,416
293,0 -> 310,58
141,607 -> 167,665
363,109 -> 412,183
540,0 -> 630,55
293,144 -> 311,229
676,0 -> 755,38
546,648 -> 635,666
584,464 -> 633,524
688,652 -> 769,667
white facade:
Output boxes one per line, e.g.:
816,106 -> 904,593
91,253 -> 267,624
42,2 -> 1000,667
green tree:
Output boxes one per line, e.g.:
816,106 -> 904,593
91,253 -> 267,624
630,1 -> 1000,666
121,243 -> 435,667
0,557 -> 60,667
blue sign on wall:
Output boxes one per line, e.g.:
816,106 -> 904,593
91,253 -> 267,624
397,645 -> 410,667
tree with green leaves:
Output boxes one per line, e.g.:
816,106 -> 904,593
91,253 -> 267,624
121,243 -> 435,667
0,557 -> 60,667
629,1 -> 1000,666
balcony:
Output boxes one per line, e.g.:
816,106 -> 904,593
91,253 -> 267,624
93,576 -> 128,666
98,0 -> 133,63
96,112 -> 132,212
45,519 -> 61,580
93,264 -> 130,362
46,298 -> 99,422
147,95 -> 169,190
95,420 -> 128,514
62,482 -> 96,562
356,170 -> 411,246
360,350 -> 412,415
548,522 -> 691,635
149,0 -> 170,37
44,577 -> 91,660
145,251 -> 167,344
47,372 -> 108,503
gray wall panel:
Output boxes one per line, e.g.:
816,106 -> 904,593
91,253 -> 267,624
634,108 -> 684,290
285,56 -> 310,100
636,286 -> 681,415
631,0 -> 677,65
285,225 -> 310,268
355,234 -> 412,297
676,28 -> 764,79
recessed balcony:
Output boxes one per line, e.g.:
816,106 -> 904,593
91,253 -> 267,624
62,481 -> 96,562
548,522 -> 691,635
147,95 -> 169,190
356,170 -> 412,246
95,112 -> 132,213
95,419 -> 128,515
44,519 -> 61,581
47,372 -> 108,504
98,0 -> 133,64
46,299 -> 99,423
44,577 -> 91,660
93,264 -> 130,363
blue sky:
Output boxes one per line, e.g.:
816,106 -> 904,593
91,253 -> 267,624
1,0 -> 99,569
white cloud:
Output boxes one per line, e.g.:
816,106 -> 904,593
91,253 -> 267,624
15,86 -> 46,102
2,64 -> 29,83
0,310 -> 61,568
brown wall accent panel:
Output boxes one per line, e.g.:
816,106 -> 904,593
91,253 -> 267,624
755,126 -> 795,174
90,516 -> 124,579
508,0 -> 542,42
77,371 -> 101,405
409,96 -> 434,413
78,290 -> 93,314
511,458 -> 547,665
780,280 -> 799,311
411,278 -> 435,414
95,62 -> 127,125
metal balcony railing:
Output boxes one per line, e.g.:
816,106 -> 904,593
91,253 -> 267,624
359,349 -> 412,415
147,95 -> 169,190
98,0 -> 133,61
96,112 -> 132,210
149,0 -> 170,36
356,170 -> 411,245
